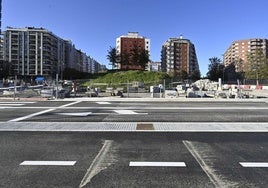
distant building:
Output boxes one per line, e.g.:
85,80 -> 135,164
224,38 -> 268,72
1,27 -> 103,79
2,27 -> 65,78
161,35 -> 199,77
148,61 -> 161,72
116,32 -> 150,70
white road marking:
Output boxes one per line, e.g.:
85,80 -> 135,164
0,102 -> 35,104
114,110 -> 138,114
79,140 -> 116,188
96,102 -> 111,105
20,161 -> 76,166
183,140 -> 230,188
0,101 -> 36,107
9,101 -> 81,122
129,162 -> 186,167
239,162 -> 268,167
2,106 -> 268,110
58,101 -> 81,108
9,108 -> 56,122
56,112 -> 92,116
0,104 -> 24,106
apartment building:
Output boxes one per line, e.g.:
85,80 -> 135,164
224,38 -> 268,72
161,35 -> 199,76
2,27 -> 65,78
147,61 -> 161,72
1,27 -> 104,79
116,32 -> 150,70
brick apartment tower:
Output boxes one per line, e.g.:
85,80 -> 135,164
224,38 -> 268,72
116,32 -> 150,70
161,35 -> 199,76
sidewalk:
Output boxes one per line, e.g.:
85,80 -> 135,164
0,122 -> 268,132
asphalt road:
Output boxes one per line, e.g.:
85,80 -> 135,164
0,99 -> 267,187
0,100 -> 268,122
0,132 -> 267,188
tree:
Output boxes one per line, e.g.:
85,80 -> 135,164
130,45 -> 150,70
176,70 -> 188,81
190,70 -> 201,81
107,46 -> 119,69
224,62 -> 244,82
120,50 -> 130,70
206,57 -> 224,81
245,48 -> 268,80
0,60 -> 9,79
130,45 -> 140,68
138,49 -> 150,70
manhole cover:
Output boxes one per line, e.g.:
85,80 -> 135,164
136,123 -> 154,130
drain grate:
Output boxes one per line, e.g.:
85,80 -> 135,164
136,123 -> 154,130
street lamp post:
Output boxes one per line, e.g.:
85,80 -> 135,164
256,71 -> 259,86
222,54 -> 225,85
13,75 -> 17,100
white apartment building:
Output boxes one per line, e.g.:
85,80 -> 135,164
2,27 -> 65,78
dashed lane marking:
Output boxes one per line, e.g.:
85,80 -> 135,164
96,102 -> 111,105
239,162 -> 268,167
129,162 -> 186,167
0,104 -> 24,106
0,102 -> 35,103
55,112 -> 92,116
20,161 -> 76,166
0,101 -> 36,108
114,110 -> 148,115
114,110 -> 138,114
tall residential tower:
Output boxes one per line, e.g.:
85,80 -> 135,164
224,38 -> 268,72
161,36 -> 199,77
116,32 -> 150,70
2,27 -> 66,78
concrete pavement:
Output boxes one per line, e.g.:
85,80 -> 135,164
0,122 -> 268,132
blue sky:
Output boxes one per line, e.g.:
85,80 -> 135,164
3,0 -> 268,76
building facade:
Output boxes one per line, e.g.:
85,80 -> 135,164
147,61 -> 161,72
2,27 -> 65,78
224,38 -> 268,72
161,36 -> 199,77
1,27 -> 104,79
116,32 -> 150,70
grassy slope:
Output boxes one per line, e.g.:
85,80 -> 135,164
83,70 -> 170,87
